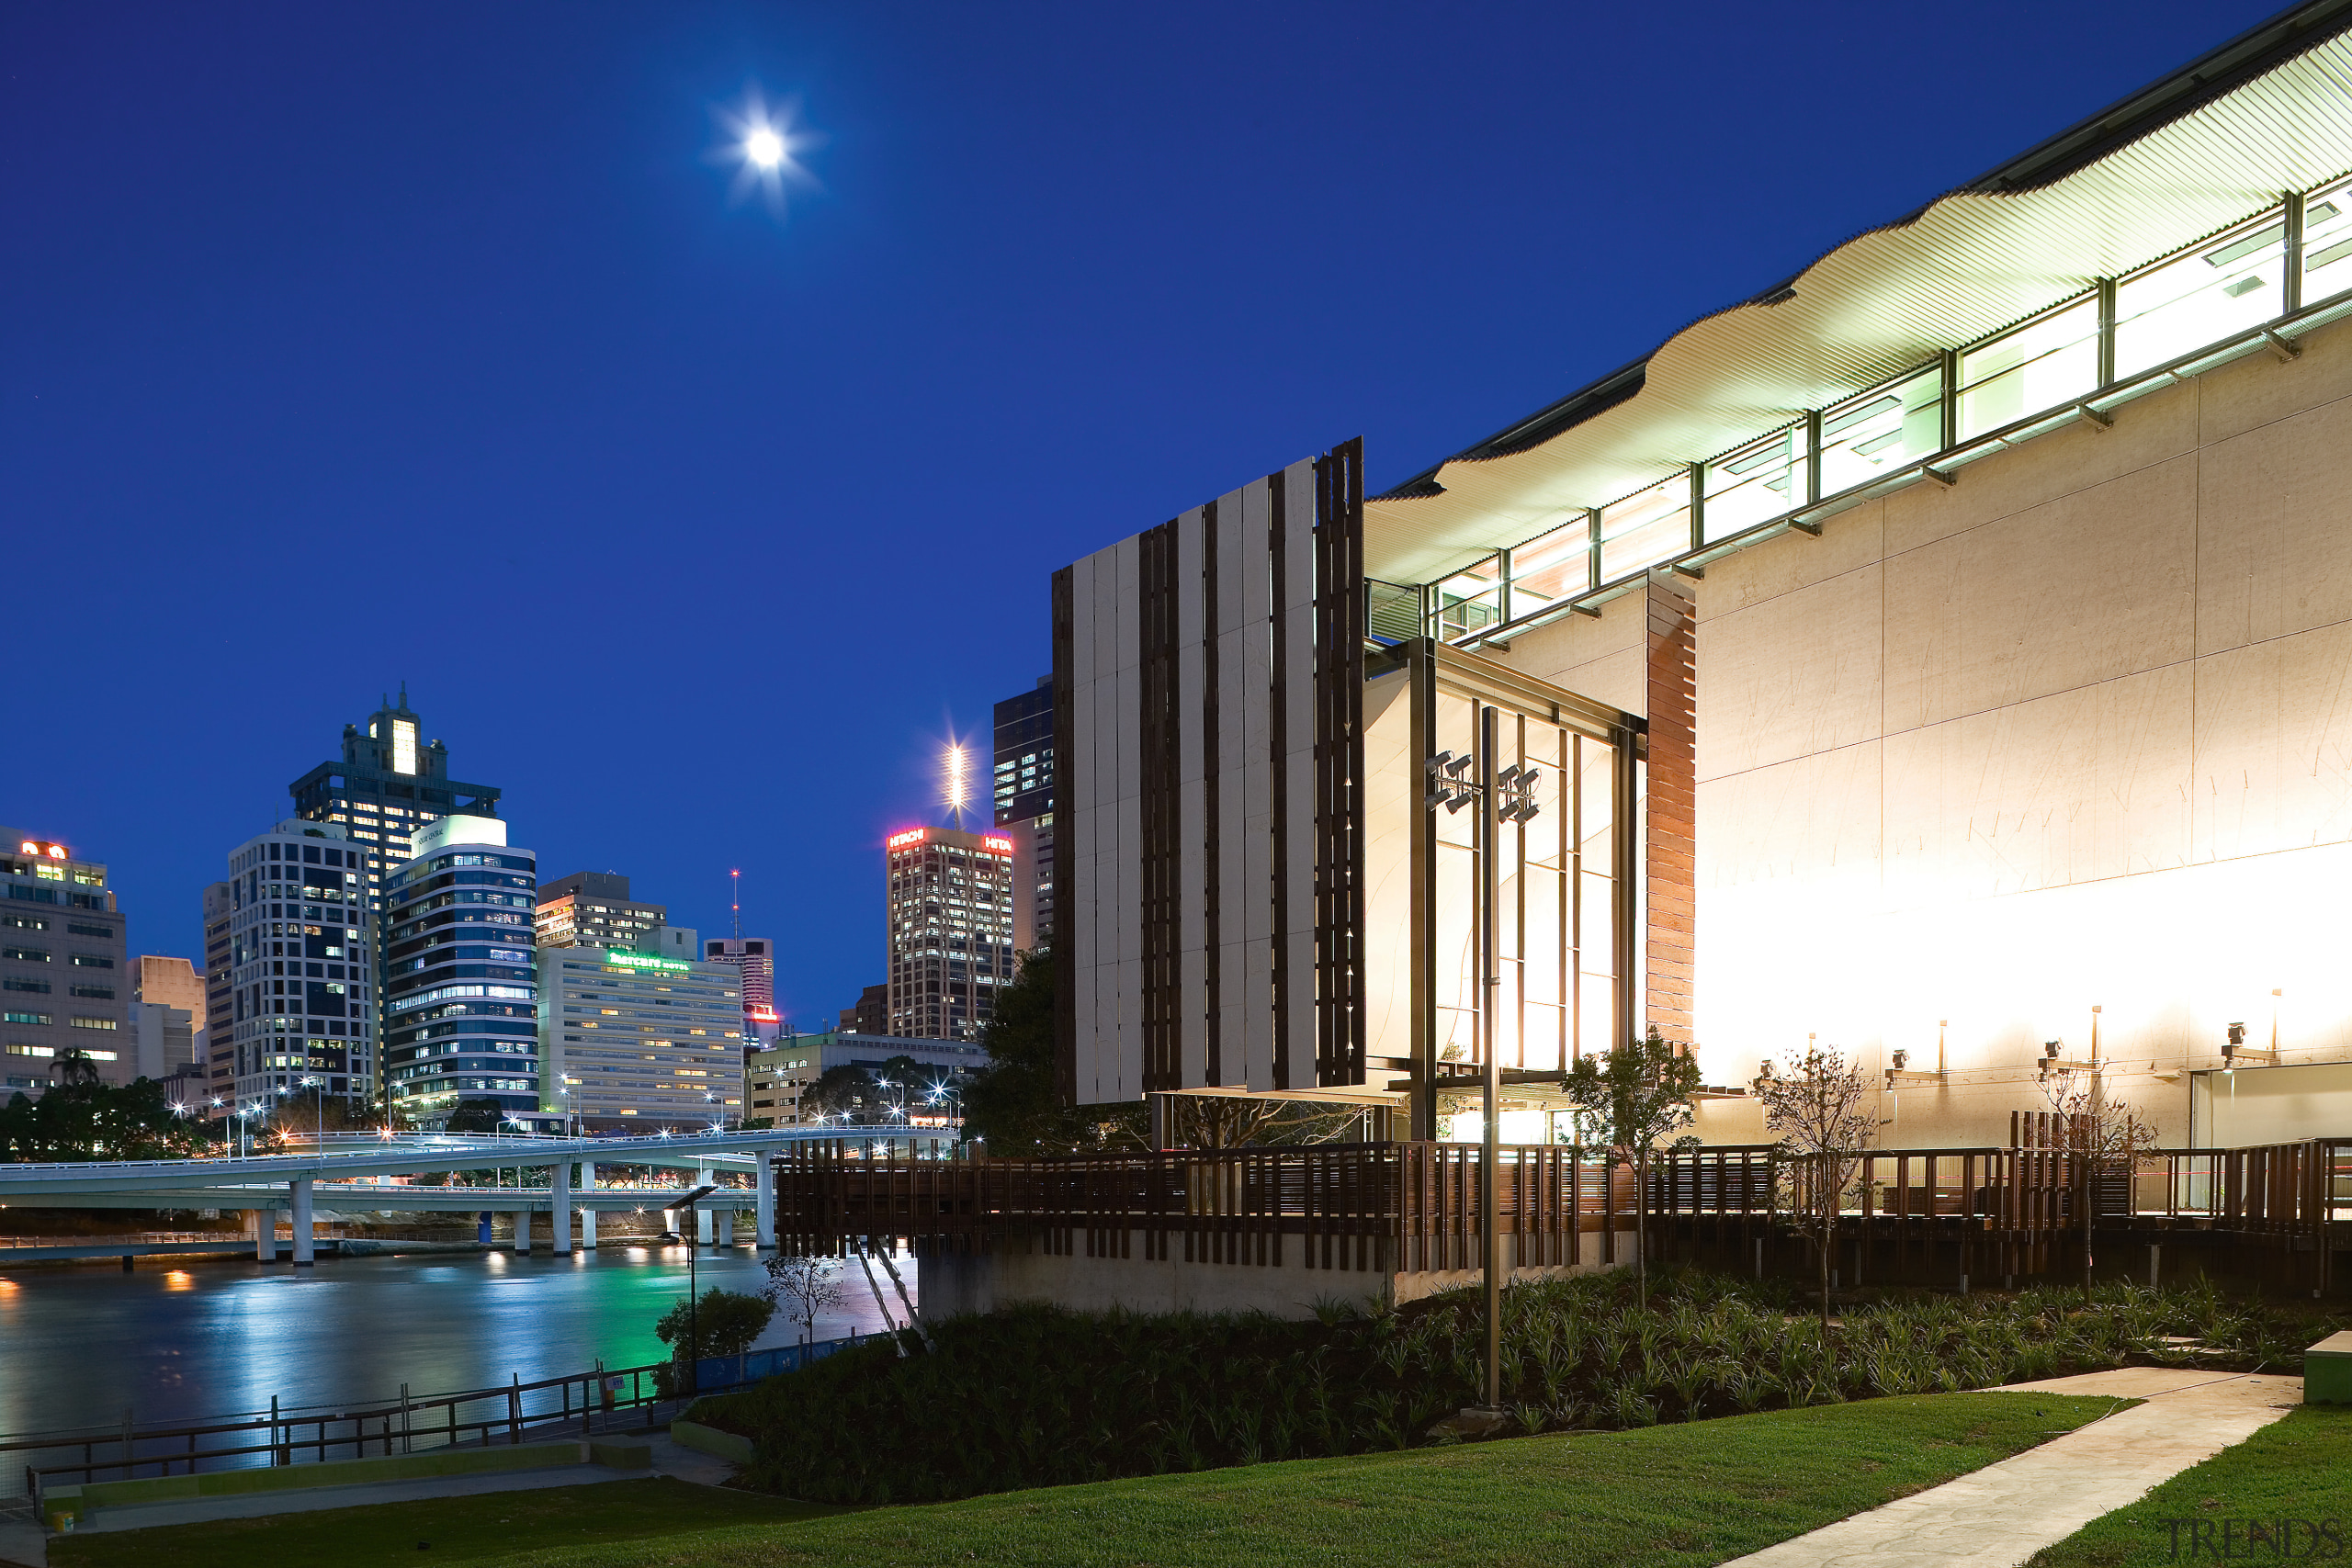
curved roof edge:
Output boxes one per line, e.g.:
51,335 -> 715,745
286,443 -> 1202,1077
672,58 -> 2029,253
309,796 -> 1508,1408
1369,0 -> 2352,507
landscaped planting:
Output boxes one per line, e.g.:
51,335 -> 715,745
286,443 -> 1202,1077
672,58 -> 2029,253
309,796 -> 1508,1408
693,1269 -> 2350,1505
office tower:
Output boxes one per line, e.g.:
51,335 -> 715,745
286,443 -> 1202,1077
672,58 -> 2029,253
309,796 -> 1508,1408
837,983 -> 887,1034
1,830 -> 129,1093
704,937 -> 777,1040
540,941 -> 742,1130
133,956 -> 204,1089
381,815 -> 537,1124
992,676 -> 1056,953
201,883 -> 234,1111
288,688 -> 503,916
537,872 -> 665,951
129,1001 -> 196,1083
220,821 -> 376,1113
884,825 -> 1015,1042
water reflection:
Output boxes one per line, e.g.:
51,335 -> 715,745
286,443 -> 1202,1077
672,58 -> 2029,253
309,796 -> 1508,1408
0,1247 -> 910,1435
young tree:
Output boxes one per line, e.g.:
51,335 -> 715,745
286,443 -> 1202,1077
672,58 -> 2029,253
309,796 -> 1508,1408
655,1287 -> 775,1362
801,1065 -> 877,1123
2041,1071 -> 2158,1296
1749,1042 -> 1874,1334
1563,1026 -> 1703,1304
763,1254 -> 848,1347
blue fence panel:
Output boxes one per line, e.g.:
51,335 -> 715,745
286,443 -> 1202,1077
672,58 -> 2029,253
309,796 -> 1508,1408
693,1331 -> 864,1393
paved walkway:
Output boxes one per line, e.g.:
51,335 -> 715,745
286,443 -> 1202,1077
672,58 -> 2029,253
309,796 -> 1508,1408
1720,1370 -> 2302,1568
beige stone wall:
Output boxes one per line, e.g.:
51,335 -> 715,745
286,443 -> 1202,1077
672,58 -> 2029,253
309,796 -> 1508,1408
1494,316 -> 2352,1149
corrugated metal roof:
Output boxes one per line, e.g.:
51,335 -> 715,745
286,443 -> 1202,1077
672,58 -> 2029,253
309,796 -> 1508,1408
1365,12 -> 2352,588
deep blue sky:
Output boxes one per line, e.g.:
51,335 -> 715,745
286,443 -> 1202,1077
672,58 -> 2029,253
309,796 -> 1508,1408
1,1 -> 2279,1024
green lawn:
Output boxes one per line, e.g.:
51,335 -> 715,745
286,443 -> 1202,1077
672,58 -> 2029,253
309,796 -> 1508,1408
55,1392 -> 2120,1568
47,1476 -> 838,1568
2026,1404 -> 2352,1568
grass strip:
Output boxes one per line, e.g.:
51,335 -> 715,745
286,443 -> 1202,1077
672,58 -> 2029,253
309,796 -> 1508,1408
56,1391 -> 2118,1568
2025,1404 -> 2352,1568
47,1474 -> 836,1568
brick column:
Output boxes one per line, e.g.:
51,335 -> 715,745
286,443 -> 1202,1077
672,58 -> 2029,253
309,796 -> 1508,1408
1645,577 -> 1697,1050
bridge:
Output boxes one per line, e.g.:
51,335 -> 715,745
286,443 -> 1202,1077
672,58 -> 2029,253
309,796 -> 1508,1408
0,1127 -> 953,1265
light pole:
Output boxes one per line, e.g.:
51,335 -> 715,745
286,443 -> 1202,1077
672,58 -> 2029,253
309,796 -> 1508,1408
1426,705 -> 1542,1420
665,1182 -> 718,1396
300,1076 -> 322,1145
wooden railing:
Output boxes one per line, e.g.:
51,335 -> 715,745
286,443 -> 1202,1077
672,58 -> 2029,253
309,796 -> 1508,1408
775,1136 -> 2349,1282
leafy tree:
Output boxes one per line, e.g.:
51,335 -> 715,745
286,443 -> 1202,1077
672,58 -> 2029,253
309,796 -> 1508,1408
1563,1026 -> 1702,1305
801,1065 -> 876,1122
0,1077 -> 207,1163
442,1098 -> 508,1134
1750,1042 -> 1875,1334
960,949 -> 1145,1155
656,1286 -> 776,1361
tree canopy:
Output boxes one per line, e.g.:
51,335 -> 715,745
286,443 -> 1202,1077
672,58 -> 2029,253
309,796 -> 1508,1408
959,949 -> 1144,1154
0,1076 -> 208,1163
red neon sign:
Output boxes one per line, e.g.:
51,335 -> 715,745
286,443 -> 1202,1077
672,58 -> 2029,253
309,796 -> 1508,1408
886,828 -> 927,850
983,836 -> 1013,854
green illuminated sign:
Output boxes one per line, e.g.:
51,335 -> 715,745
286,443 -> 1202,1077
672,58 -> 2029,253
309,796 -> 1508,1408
605,951 -> 688,973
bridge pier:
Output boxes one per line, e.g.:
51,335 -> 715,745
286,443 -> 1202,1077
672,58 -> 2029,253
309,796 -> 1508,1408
550,1162 -> 572,1256
478,1210 -> 493,1246
514,1209 -> 531,1254
290,1179 -> 314,1267
249,1209 -> 273,1262
754,1153 -> 775,1250
696,1168 -> 715,1246
581,1163 -> 598,1250
718,1203 -> 736,1248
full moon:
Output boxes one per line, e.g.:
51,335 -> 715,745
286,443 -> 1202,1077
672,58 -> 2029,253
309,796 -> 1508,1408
746,128 -> 784,169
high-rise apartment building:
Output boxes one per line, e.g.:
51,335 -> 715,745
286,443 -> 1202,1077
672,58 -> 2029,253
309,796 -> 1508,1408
885,825 -> 1015,1042
382,816 -> 537,1123
536,872 -> 665,952
220,821 -> 376,1112
703,938 -> 777,1040
288,688 -> 503,915
201,883 -> 233,1111
0,829 -> 129,1095
992,676 -> 1056,954
540,940 -> 742,1130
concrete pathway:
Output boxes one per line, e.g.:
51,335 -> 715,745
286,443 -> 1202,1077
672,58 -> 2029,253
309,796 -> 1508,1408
647,1431 -> 738,1488
1720,1370 -> 2302,1568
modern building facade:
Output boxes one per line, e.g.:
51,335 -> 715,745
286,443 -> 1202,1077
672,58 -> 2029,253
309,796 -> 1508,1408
539,942 -> 742,1129
381,815 -> 537,1123
0,829 -> 130,1094
885,825 -> 1016,1042
838,983 -> 888,1034
994,675 -> 1057,955
743,1030 -> 984,1124
199,883 -> 234,1110
288,689 -> 503,916
703,937 -> 777,1040
219,821 -> 377,1113
1048,4 -> 2352,1156
133,956 -> 204,1084
536,872 -> 666,952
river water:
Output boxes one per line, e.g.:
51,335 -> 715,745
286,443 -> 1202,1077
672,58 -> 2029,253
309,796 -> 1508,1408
0,1245 -> 909,1442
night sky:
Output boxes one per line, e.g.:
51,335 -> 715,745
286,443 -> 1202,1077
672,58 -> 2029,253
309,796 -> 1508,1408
1,1 -> 2278,1026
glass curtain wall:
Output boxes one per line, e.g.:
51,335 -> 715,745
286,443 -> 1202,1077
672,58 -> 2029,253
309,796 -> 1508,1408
1424,668 -> 1625,1078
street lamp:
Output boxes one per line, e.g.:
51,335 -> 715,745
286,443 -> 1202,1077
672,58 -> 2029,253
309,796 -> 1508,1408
1426,703 -> 1542,1423
664,1182 -> 719,1397
300,1076 -> 323,1145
